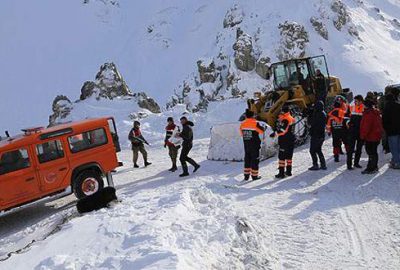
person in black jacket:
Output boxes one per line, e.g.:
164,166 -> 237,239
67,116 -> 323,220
382,92 -> 400,169
309,101 -> 327,170
178,117 -> 200,177
313,69 -> 327,104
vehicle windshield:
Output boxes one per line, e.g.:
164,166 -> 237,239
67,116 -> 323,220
273,61 -> 297,90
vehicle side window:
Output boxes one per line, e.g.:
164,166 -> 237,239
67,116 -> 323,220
0,148 -> 31,175
68,128 -> 108,153
36,140 -> 65,163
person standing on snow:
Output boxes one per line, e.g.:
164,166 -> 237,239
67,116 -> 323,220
272,104 -> 295,179
128,121 -> 151,168
240,109 -> 265,181
178,116 -> 200,177
347,95 -> 365,170
327,101 -> 349,163
164,117 -> 181,172
382,92 -> 400,169
309,101 -> 327,171
360,99 -> 383,174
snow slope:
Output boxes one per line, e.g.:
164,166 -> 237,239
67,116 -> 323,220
1,0 -> 400,133
0,138 -> 399,269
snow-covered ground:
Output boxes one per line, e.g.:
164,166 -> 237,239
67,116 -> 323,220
1,138 -> 399,269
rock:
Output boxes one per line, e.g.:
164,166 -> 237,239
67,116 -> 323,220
223,4 -> 244,28
197,58 -> 217,83
277,21 -> 309,61
133,92 -> 161,113
80,81 -> 96,100
255,57 -> 271,79
331,0 -> 350,31
391,19 -> 400,29
48,95 -> 73,126
233,30 -> 256,71
310,17 -> 329,40
95,63 -> 131,99
348,26 -> 360,39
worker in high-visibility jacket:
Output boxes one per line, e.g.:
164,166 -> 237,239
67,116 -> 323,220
347,95 -> 365,170
271,104 -> 295,179
240,109 -> 265,181
327,101 -> 349,162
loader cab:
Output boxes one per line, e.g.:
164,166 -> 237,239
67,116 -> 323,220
271,55 -> 330,95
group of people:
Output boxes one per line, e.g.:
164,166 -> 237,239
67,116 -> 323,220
240,89 -> 400,181
128,117 -> 200,177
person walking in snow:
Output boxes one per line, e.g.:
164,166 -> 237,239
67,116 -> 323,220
128,121 -> 151,168
382,92 -> 400,169
178,116 -> 200,177
360,99 -> 383,174
347,95 -> 365,170
309,101 -> 327,171
240,109 -> 265,181
327,101 -> 349,163
164,117 -> 181,172
272,104 -> 295,179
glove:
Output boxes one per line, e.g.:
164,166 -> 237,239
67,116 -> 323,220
269,132 -> 276,138
327,132 -> 331,137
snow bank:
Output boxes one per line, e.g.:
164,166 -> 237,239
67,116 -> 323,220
208,122 -> 277,161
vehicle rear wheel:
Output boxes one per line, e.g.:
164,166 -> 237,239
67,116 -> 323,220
290,105 -> 310,146
73,170 -> 104,199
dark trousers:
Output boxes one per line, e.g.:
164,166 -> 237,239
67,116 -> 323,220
132,144 -> 148,164
278,142 -> 294,172
244,147 -> 260,179
347,135 -> 364,167
180,144 -> 198,173
310,137 -> 326,166
332,129 -> 349,156
365,141 -> 379,171
168,145 -> 179,167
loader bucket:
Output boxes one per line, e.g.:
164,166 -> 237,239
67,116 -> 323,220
207,122 -> 278,161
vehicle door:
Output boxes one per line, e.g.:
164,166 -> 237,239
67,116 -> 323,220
0,147 -> 41,207
107,117 -> 121,152
34,139 -> 70,192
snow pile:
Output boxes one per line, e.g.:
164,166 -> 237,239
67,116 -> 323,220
208,122 -> 277,161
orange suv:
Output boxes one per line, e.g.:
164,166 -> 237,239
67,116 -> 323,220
0,117 -> 122,214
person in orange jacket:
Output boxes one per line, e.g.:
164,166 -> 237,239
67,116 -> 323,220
327,101 -> 349,162
347,95 -> 364,169
240,109 -> 265,181
271,104 -> 295,179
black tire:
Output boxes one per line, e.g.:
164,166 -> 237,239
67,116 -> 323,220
73,170 -> 104,199
290,105 -> 310,146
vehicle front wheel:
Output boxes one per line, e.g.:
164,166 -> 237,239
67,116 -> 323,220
73,170 -> 104,199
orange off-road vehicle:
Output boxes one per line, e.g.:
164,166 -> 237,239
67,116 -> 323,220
0,117 -> 122,214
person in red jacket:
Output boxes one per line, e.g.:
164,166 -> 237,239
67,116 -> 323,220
360,99 -> 383,174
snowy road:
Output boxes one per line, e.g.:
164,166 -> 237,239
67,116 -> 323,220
0,139 -> 399,269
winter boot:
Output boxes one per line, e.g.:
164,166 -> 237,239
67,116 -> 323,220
285,166 -> 292,176
252,175 -> 262,181
193,164 -> 201,173
180,164 -> 189,177
244,174 -> 250,181
179,172 -> 190,177
308,164 -> 320,171
354,163 -> 362,169
275,167 -> 285,179
347,154 -> 353,170
334,155 -> 340,162
169,158 -> 178,172
145,161 -> 152,167
354,153 -> 362,168
134,163 -> 139,168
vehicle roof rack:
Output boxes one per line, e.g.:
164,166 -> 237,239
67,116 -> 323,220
21,127 -> 44,135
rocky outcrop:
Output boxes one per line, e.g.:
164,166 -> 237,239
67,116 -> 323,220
223,4 -> 244,28
310,17 -> 329,40
233,29 -> 256,71
133,92 -> 161,113
48,95 -> 73,126
277,21 -> 309,61
197,58 -> 217,83
331,0 -> 350,31
79,62 -> 132,100
255,57 -> 271,79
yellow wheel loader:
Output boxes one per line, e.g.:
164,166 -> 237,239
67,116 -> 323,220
243,55 -> 353,145
208,55 -> 353,161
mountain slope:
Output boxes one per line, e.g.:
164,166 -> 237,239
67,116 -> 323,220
1,0 -> 400,133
